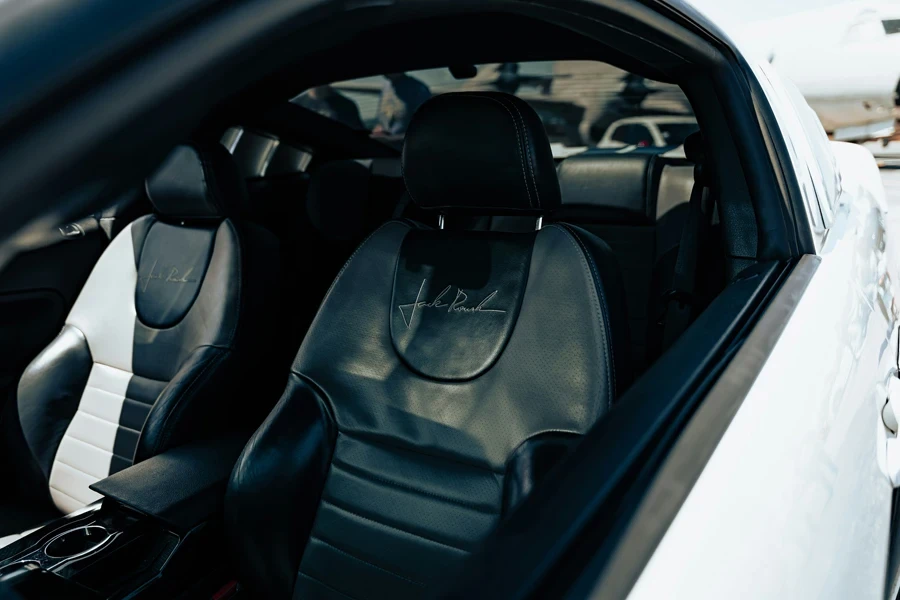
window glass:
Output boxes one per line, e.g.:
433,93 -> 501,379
611,123 -> 654,146
657,122 -> 701,146
884,19 -> 900,35
293,61 -> 695,156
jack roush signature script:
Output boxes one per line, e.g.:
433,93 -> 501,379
138,259 -> 198,292
398,279 -> 506,329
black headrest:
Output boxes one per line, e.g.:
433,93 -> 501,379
682,131 -> 710,185
683,131 -> 704,164
305,160 -> 370,241
145,142 -> 249,220
556,152 -> 659,225
402,92 -> 561,215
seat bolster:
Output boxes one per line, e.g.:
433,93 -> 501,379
134,345 -> 229,461
503,431 -> 581,514
549,224 -> 634,396
225,373 -> 336,599
17,325 -> 93,479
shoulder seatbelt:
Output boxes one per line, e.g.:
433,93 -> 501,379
660,147 -> 713,351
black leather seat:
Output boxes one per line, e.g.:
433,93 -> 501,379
555,149 -> 711,371
2,142 -> 280,546
555,151 -> 666,372
225,92 -> 632,599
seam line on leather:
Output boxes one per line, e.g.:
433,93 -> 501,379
310,535 -> 425,587
330,460 -> 500,514
463,93 -> 534,208
296,572 -> 360,600
500,96 -> 541,209
546,225 -> 616,411
321,497 -> 470,554
338,430 -> 503,475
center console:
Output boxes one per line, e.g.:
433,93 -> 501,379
0,435 -> 246,599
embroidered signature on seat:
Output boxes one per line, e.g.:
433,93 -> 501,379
398,278 -> 506,329
138,259 -> 198,292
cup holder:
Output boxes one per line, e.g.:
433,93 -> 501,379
44,526 -> 111,559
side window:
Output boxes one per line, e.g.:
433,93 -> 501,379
770,68 -> 840,223
611,123 -> 653,146
754,62 -> 836,232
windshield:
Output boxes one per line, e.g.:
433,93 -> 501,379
293,61 -> 694,154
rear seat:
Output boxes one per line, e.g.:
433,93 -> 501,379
555,151 -> 694,372
248,158 -> 413,345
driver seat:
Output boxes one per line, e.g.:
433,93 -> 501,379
225,92 -> 632,599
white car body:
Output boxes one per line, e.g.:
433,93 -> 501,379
620,60 -> 900,600
596,115 -> 698,149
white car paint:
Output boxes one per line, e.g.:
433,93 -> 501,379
596,115 -> 698,149
627,68 -> 900,599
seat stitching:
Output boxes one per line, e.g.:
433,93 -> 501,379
53,457 -> 104,480
338,430 -> 503,474
223,219 -> 243,346
498,96 -> 541,209
462,93 -> 534,208
545,225 -> 616,411
296,572 -> 360,600
319,221 -> 411,306
310,535 -> 425,587
330,460 -> 500,514
48,485 -> 87,506
321,498 -> 470,554
556,224 -> 618,408
143,349 -> 228,456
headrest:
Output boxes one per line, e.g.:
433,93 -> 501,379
556,152 -> 659,225
145,142 -> 249,220
682,131 -> 709,185
683,131 -> 704,164
305,160 -> 370,241
402,92 -> 560,215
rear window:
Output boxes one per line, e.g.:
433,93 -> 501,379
293,61 -> 694,156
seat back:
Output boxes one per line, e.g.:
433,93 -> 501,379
226,92 -> 632,599
17,142 -> 280,513
555,151 -> 695,371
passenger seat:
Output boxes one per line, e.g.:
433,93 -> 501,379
225,91 -> 633,600
2,142 -> 281,545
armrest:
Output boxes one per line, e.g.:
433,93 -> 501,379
89,434 -> 245,532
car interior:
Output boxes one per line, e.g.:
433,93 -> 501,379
0,2 -> 806,599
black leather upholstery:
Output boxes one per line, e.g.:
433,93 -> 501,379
11,143 -> 281,527
402,92 -> 561,214
556,152 -> 661,224
144,143 -> 250,220
226,93 -> 630,599
16,326 -> 92,479
391,230 -> 535,381
552,150 -> 696,373
305,160 -> 371,241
